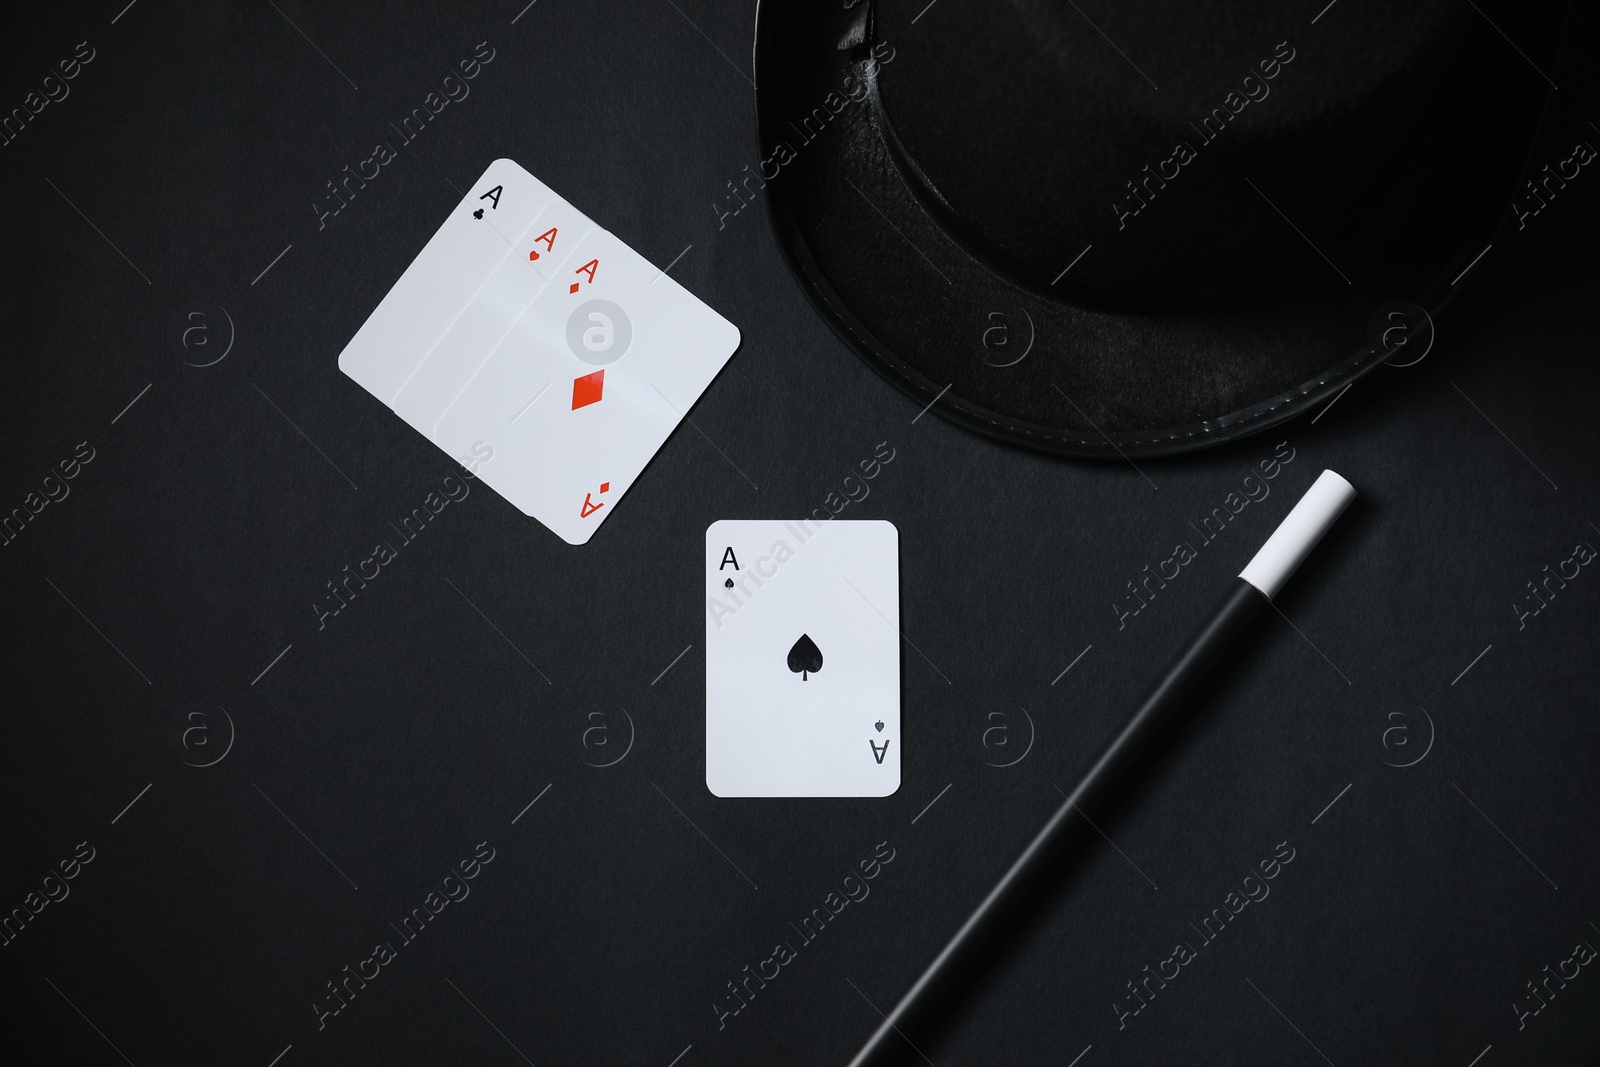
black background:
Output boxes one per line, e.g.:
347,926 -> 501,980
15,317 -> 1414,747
1,2 -> 1596,1065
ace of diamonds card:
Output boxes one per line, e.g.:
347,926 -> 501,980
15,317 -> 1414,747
705,520 -> 901,798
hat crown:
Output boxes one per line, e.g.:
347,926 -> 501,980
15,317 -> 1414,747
872,0 -> 1462,304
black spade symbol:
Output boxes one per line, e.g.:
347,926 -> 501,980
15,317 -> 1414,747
874,720 -> 884,732
787,634 -> 823,680
723,577 -> 734,589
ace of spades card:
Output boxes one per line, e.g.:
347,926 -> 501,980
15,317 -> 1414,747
705,520 -> 901,798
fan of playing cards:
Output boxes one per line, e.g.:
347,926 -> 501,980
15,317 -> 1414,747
338,159 -> 741,545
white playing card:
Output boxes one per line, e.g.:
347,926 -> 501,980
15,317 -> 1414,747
390,197 -> 597,433
705,519 -> 901,798
338,158 -> 559,404
432,226 -> 741,544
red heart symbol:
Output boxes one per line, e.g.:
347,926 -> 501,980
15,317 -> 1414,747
528,250 -> 540,261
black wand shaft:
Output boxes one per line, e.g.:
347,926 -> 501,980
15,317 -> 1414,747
846,579 -> 1269,1067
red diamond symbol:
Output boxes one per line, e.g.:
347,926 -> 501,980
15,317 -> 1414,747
600,482 -> 610,492
568,282 -> 580,294
571,369 -> 605,410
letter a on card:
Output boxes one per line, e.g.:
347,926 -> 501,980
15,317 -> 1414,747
570,258 -> 599,294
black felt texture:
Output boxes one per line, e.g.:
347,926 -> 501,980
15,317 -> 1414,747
1,3 -> 1598,1066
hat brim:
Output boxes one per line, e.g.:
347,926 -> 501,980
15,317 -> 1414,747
753,1 -> 1555,458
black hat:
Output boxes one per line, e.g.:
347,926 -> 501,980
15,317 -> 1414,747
753,0 -> 1563,456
